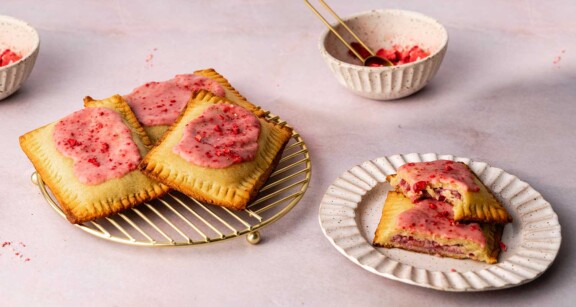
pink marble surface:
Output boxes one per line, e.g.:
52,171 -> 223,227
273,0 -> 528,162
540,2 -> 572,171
1,0 -> 574,305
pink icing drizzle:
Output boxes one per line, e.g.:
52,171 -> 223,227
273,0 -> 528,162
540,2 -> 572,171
123,74 -> 225,126
173,104 -> 260,168
397,198 -> 486,247
53,107 -> 141,185
397,160 -> 479,192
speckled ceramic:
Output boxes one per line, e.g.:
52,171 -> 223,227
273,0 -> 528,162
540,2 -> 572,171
319,153 -> 561,291
0,15 -> 40,101
319,9 -> 448,100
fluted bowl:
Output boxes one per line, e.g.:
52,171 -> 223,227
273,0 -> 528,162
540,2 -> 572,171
319,9 -> 448,100
0,15 -> 40,101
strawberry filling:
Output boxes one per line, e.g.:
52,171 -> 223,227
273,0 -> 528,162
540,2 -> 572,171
390,235 -> 468,256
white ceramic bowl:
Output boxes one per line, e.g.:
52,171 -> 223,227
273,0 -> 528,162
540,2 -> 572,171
0,15 -> 40,101
319,9 -> 448,100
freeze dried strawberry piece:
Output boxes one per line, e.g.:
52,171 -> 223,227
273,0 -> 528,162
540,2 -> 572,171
407,45 -> 429,62
348,42 -> 371,59
376,47 -> 401,63
412,181 -> 428,193
0,49 -> 22,67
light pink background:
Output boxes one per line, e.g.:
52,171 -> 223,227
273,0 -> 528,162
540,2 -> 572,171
2,1 -> 574,305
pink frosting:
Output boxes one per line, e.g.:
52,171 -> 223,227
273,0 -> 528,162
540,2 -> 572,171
123,74 -> 225,126
53,107 -> 141,185
396,160 -> 479,193
397,198 -> 486,246
173,74 -> 226,97
173,104 -> 260,168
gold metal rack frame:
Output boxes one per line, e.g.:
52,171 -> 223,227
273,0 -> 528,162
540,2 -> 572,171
31,111 -> 311,246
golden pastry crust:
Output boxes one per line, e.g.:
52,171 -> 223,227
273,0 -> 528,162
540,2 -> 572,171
373,191 -> 503,264
387,162 -> 512,224
140,90 -> 292,210
193,68 -> 266,117
132,68 -> 266,144
19,95 -> 169,224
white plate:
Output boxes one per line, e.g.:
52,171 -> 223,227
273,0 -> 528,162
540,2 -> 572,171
318,153 -> 561,291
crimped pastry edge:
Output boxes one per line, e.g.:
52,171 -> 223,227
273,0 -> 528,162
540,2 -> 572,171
20,95 -> 169,224
139,90 -> 292,210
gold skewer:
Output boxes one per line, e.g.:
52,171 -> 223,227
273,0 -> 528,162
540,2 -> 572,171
304,0 -> 393,67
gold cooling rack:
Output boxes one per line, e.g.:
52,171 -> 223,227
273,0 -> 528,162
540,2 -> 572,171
31,112 -> 311,246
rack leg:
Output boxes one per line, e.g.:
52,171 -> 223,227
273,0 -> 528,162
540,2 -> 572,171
246,231 -> 261,245
31,172 -> 39,185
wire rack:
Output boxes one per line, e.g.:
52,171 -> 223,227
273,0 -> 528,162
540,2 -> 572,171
31,112 -> 311,246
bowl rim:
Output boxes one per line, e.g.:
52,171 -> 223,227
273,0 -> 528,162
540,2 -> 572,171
318,9 -> 449,71
0,15 -> 40,70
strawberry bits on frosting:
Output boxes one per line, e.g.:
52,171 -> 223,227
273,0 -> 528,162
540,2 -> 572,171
394,160 -> 479,201
53,107 -> 141,185
123,74 -> 226,127
173,104 -> 261,168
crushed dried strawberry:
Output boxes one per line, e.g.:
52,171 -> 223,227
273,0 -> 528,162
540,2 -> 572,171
0,49 -> 22,67
67,138 -> 81,147
348,42 -> 430,66
377,45 -> 429,65
100,142 -> 110,153
87,157 -> 100,167
231,124 -> 240,135
348,42 -> 371,59
412,181 -> 428,193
